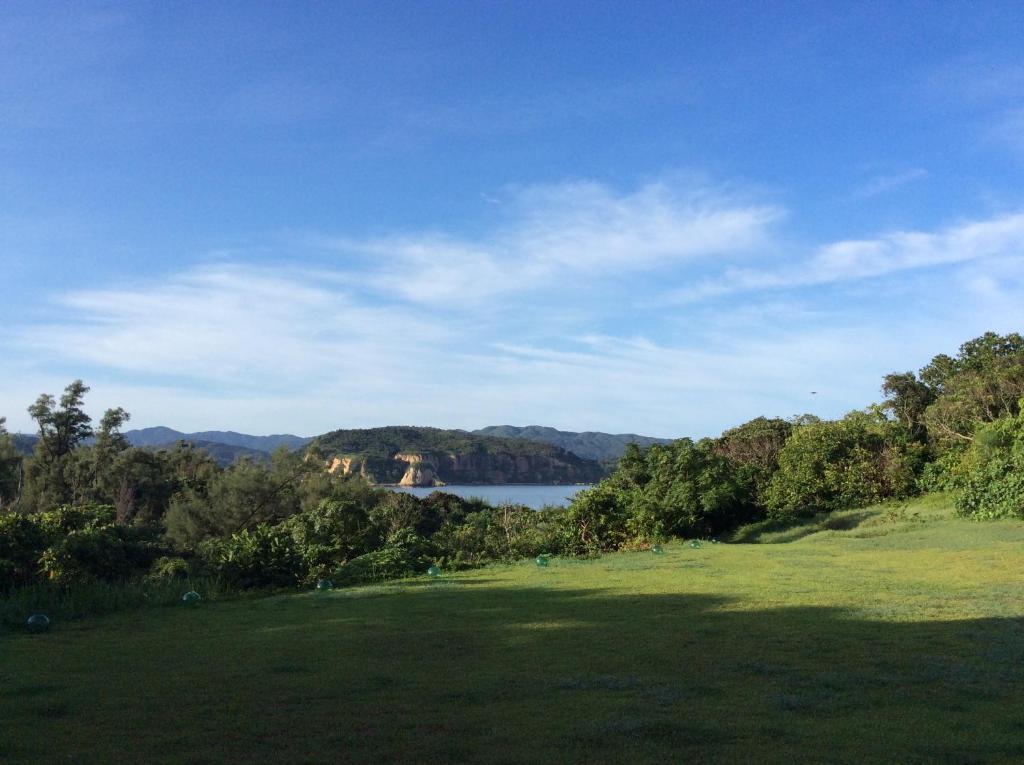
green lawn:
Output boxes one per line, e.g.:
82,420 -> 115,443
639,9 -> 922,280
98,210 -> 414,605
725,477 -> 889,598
4,495 -> 1024,764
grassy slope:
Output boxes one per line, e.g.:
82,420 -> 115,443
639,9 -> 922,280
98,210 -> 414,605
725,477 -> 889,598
4,495 -> 1024,764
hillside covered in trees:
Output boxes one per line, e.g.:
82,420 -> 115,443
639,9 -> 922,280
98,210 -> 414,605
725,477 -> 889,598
472,425 -> 673,464
313,426 -> 606,486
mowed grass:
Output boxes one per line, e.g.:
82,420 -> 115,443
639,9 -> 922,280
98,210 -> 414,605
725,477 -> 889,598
3,494 -> 1024,764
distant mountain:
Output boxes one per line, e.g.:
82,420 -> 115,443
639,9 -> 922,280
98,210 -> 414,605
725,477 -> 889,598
314,426 -> 606,486
6,428 -> 306,467
172,440 -> 271,466
124,427 -> 311,452
11,433 -> 38,456
472,425 -> 675,463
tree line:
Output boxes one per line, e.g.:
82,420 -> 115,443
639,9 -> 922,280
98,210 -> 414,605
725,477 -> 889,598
2,330 -> 1023,602
561,331 -> 1024,553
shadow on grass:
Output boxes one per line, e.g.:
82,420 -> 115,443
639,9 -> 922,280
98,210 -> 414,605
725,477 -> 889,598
728,509 -> 881,544
3,581 -> 1024,764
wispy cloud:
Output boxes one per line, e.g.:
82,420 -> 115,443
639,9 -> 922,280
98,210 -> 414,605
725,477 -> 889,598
672,211 -> 1024,303
323,180 -> 783,306
853,168 -> 928,198
5,179 -> 1024,437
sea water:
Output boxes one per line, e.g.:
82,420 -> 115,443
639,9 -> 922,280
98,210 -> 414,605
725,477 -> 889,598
391,484 -> 591,509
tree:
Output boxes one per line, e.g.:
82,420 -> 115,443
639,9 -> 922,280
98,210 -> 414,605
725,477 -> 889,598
764,410 -> 923,518
28,380 -> 93,459
918,332 -> 1024,445
881,372 -> 935,442
713,417 -> 793,505
23,381 -> 95,510
165,447 -> 316,546
952,401 -> 1024,519
0,417 -> 24,511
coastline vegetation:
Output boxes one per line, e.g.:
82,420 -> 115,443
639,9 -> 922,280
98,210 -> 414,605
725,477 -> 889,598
2,331 -> 1024,626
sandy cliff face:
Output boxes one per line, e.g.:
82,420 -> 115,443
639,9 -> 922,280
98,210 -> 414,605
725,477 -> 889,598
395,453 -> 441,486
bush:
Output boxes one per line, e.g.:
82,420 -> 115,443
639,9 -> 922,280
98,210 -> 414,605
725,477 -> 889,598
764,412 -> 924,518
39,527 -> 135,585
0,513 -> 46,590
282,498 -> 374,581
146,556 -> 192,582
201,524 -> 302,588
953,409 -> 1024,519
333,529 -> 436,585
2,504 -> 163,589
432,504 -> 565,566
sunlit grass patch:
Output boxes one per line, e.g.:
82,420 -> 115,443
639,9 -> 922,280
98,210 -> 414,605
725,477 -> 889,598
3,493 -> 1024,764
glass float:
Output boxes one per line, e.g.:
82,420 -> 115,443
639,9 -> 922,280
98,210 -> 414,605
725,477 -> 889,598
427,565 -> 441,578
651,544 -> 664,555
316,579 -> 333,591
535,554 -> 549,567
26,614 -> 50,634
181,590 -> 201,605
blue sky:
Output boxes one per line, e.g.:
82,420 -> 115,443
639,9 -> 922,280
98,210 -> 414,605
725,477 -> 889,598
2,1 -> 1024,437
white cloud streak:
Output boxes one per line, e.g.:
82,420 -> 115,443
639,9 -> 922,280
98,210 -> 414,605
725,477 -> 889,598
673,211 -> 1024,302
5,180 -> 1024,437
853,168 -> 928,198
327,181 -> 783,306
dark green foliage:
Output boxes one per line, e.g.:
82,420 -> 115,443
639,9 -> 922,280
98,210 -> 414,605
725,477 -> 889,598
200,524 -> 301,588
333,530 -> 437,585
472,424 -> 673,462
432,504 -> 565,565
952,406 -> 1024,519
562,482 -> 632,554
165,448 -> 315,545
281,497 -> 376,579
1,504 -> 164,590
146,556 -> 192,581
713,417 -> 793,505
0,513 -> 46,589
0,418 -> 23,511
881,372 -> 935,442
563,439 -> 757,553
919,332 -> 1024,445
38,526 -> 159,587
764,411 -> 923,518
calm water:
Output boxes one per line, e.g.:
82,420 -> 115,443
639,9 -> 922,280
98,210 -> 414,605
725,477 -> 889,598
391,484 -> 592,509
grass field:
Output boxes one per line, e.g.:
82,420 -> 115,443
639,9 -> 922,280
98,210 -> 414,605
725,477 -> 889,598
3,494 -> 1024,764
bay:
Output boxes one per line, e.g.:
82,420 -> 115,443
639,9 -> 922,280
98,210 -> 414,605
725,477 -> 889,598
390,484 -> 591,509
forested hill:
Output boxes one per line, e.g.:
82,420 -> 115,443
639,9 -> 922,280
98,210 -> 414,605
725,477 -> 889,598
124,427 -> 311,452
11,429 -> 281,466
313,426 -> 606,486
11,433 -> 38,456
473,425 -> 674,462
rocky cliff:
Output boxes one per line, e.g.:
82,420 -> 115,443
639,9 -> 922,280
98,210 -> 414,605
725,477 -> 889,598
317,426 -> 606,486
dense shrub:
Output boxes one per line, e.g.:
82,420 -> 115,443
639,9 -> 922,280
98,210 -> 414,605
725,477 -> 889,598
953,408 -> 1024,519
146,556 -> 192,582
2,504 -> 163,589
713,417 -> 793,505
0,513 -> 47,589
433,504 -> 565,565
281,498 -> 374,580
333,529 -> 437,585
561,439 -> 758,553
562,482 -> 633,555
764,411 -> 924,518
201,524 -> 302,588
